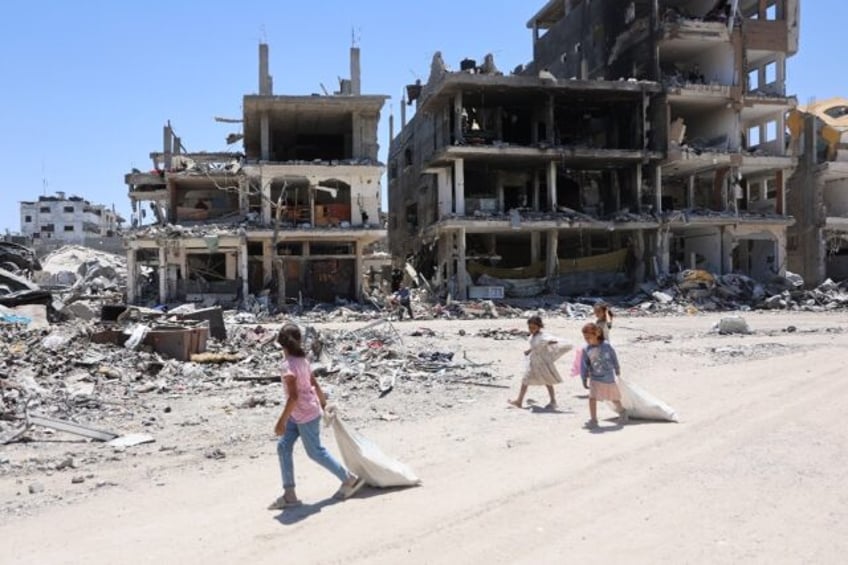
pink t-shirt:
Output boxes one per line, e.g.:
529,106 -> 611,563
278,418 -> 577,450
283,356 -> 322,424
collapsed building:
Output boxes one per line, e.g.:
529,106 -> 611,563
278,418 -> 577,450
389,0 -> 800,299
124,44 -> 388,306
787,98 -> 848,284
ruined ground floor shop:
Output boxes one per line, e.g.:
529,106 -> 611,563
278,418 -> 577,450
411,218 -> 791,299
124,228 -> 386,306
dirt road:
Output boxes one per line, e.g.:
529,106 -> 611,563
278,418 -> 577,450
4,312 -> 847,564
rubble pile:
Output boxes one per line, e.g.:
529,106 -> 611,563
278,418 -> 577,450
0,313 -> 502,445
628,270 -> 848,314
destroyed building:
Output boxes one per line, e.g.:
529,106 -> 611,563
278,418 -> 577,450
388,0 -> 800,299
124,44 -> 388,306
20,192 -> 123,243
787,98 -> 848,284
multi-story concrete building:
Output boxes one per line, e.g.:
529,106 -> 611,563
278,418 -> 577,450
20,192 -> 123,243
124,44 -> 387,305
389,0 -> 800,299
787,98 -> 848,283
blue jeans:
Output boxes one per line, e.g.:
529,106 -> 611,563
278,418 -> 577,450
277,415 -> 348,489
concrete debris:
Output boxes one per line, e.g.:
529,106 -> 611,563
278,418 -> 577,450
107,434 -> 155,448
714,316 -> 752,335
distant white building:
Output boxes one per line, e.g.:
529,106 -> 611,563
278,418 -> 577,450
20,192 -> 123,243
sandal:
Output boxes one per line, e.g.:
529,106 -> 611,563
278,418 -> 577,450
334,477 -> 366,500
267,495 -> 303,510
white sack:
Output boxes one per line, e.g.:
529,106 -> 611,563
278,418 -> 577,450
324,405 -> 421,488
612,378 -> 679,422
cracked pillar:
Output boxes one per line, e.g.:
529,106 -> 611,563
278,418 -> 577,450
545,230 -> 558,290
547,161 -> 557,211
530,232 -> 541,264
635,164 -> 643,212
776,169 -> 786,215
354,241 -> 363,301
496,173 -> 505,213
126,248 -> 137,304
532,171 -> 540,211
158,245 -> 168,304
456,228 -> 468,300
437,168 -> 451,217
239,238 -> 249,301
654,165 -> 663,213
546,94 -> 555,143
454,159 -> 466,215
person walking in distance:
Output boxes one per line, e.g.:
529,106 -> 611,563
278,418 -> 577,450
269,323 -> 365,509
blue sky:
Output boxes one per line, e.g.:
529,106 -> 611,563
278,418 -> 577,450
0,1 -> 843,233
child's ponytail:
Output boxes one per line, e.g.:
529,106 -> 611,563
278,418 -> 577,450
277,323 -> 306,357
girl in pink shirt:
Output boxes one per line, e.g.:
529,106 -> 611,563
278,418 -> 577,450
269,324 -> 364,510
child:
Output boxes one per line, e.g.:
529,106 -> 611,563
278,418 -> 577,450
509,315 -> 572,410
580,322 -> 627,429
269,323 -> 365,510
593,301 -> 614,341
570,302 -> 614,383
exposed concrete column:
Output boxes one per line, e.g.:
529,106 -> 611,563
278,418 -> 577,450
546,94 -> 555,143
776,169 -> 786,215
354,240 -> 363,301
454,159 -> 466,215
350,47 -> 361,96
225,252 -> 237,280
656,229 -> 670,276
309,186 -> 316,226
261,174 -> 272,225
439,233 -> 452,290
260,112 -> 271,161
456,228 -> 468,300
635,164 -> 643,212
687,176 -> 696,208
437,168 -> 451,218
532,170 -> 541,211
262,239 -> 273,286
654,165 -> 663,213
239,238 -> 249,301
259,43 -> 271,95
545,229 -> 559,285
162,125 -> 173,171
634,229 -> 646,285
496,173 -> 505,213
530,232 -> 541,263
158,245 -> 168,304
126,248 -> 137,304
547,161 -> 557,211
238,177 -> 249,215
453,92 -> 464,144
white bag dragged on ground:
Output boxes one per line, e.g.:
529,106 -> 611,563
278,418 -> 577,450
612,378 -> 679,422
324,405 -> 421,488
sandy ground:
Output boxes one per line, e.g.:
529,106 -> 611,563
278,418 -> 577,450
3,310 -> 848,564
